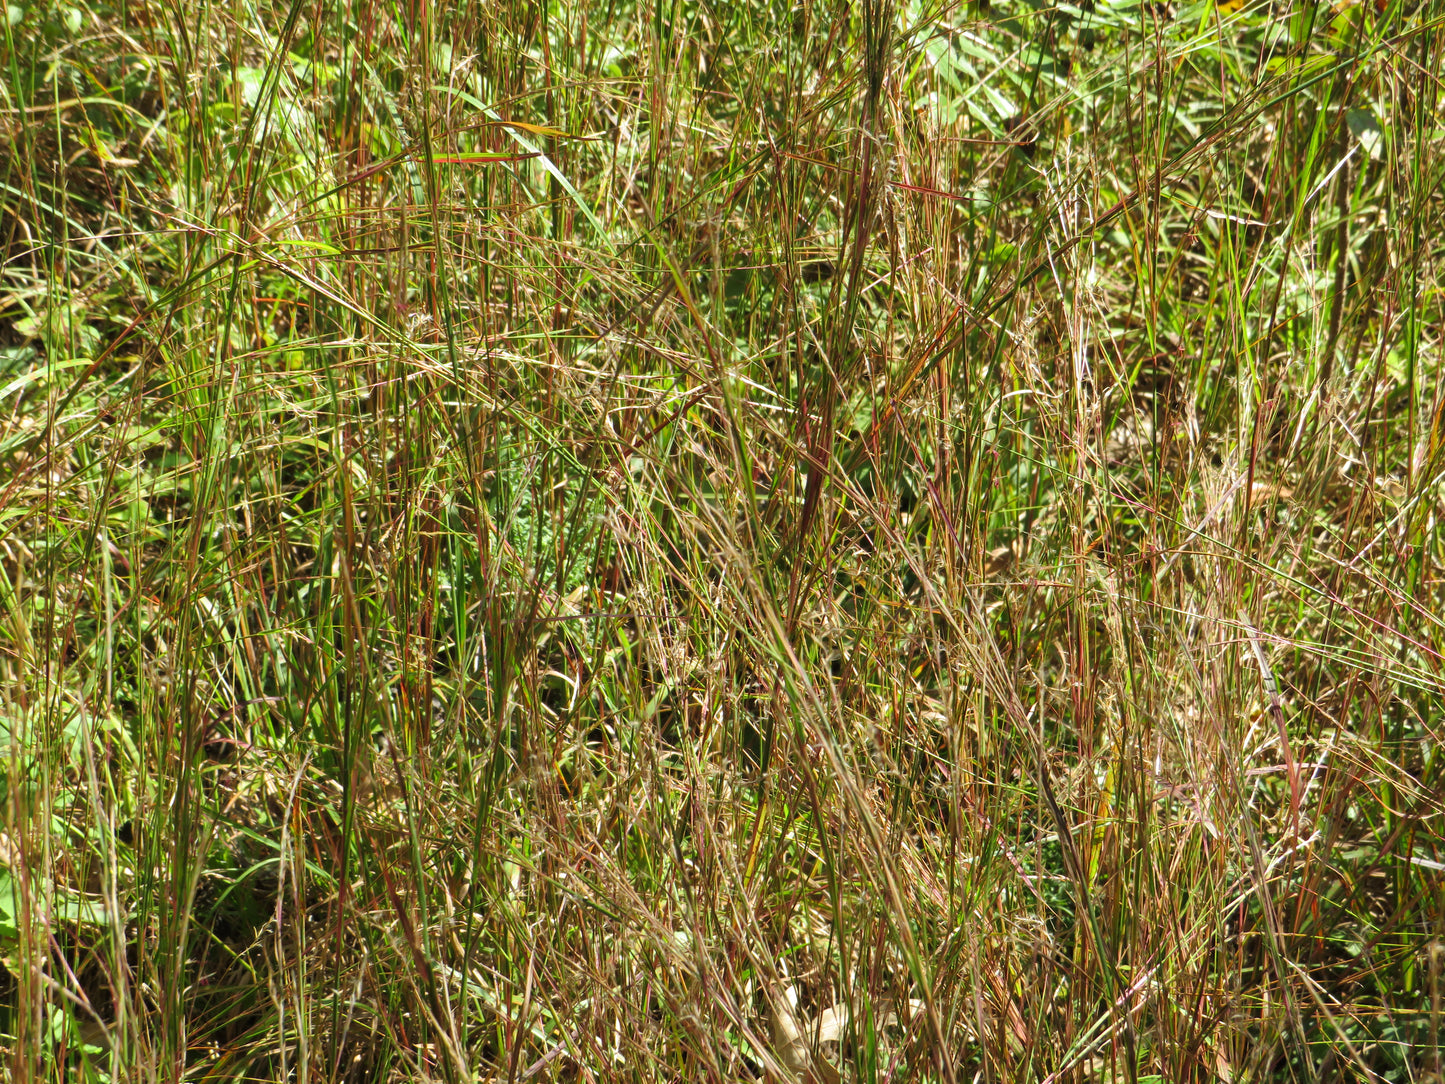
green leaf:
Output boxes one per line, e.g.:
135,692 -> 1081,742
1346,107 -> 1384,161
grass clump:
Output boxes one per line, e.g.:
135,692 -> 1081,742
1,0 -> 1443,1079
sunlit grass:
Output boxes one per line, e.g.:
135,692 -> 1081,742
1,0 -> 1442,1080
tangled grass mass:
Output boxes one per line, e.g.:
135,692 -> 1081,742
1,0 -> 1443,1079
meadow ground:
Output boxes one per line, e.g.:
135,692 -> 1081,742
1,0 -> 1443,1080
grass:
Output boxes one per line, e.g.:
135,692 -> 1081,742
1,0 -> 1443,1079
